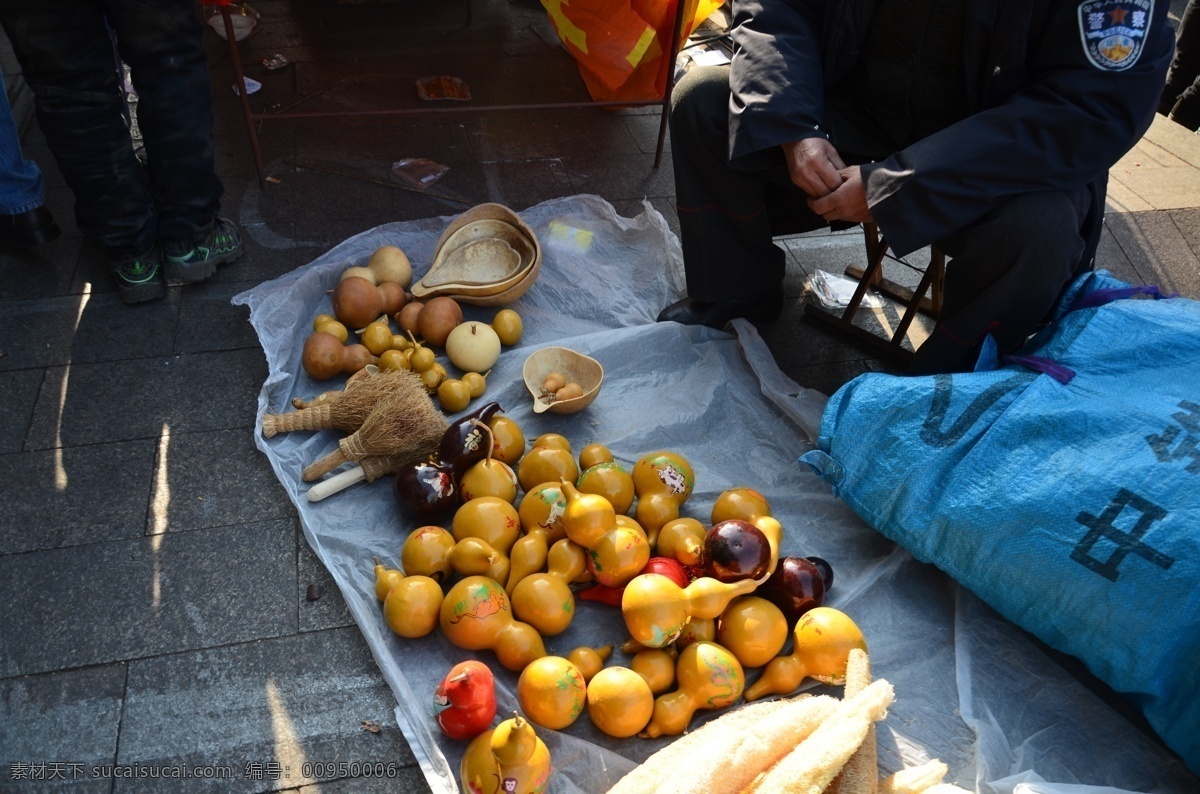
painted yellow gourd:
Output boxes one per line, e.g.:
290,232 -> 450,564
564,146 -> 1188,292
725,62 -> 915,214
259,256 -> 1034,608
567,644 -> 612,683
710,486 -> 771,524
460,713 -> 551,794
631,451 -> 695,546
400,525 -> 456,583
655,517 -> 706,565
440,576 -> 546,672
511,538 -> 586,636
517,656 -> 587,730
640,641 -> 745,738
452,496 -> 522,556
622,572 -> 758,648
560,479 -> 649,588
743,606 -> 867,701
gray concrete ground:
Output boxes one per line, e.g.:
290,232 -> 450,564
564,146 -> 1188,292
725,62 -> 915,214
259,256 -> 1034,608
2,1 -> 1198,791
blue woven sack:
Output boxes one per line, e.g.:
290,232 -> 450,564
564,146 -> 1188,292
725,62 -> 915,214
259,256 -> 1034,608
801,272 -> 1200,771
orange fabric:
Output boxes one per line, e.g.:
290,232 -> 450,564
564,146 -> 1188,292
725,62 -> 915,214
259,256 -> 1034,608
541,0 -> 723,102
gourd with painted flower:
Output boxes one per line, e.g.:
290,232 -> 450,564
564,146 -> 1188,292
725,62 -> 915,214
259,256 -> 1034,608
640,641 -> 745,738
440,576 -> 545,672
511,538 -> 587,636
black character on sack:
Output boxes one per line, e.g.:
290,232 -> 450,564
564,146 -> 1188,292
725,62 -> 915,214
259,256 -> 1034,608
1145,400 -> 1200,474
919,373 -> 1035,448
1071,488 -> 1174,583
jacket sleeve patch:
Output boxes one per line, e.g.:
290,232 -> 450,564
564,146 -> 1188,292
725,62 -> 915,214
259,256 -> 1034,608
1077,0 -> 1154,71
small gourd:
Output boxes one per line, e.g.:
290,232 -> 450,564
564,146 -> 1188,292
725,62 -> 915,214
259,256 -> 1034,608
560,479 -> 649,588
449,536 -> 509,586
567,645 -> 612,683
621,572 -> 757,648
460,713 -> 552,794
743,606 -> 867,701
640,641 -> 745,738
655,517 -> 707,566
510,539 -> 587,636
372,557 -> 406,601
440,576 -> 546,671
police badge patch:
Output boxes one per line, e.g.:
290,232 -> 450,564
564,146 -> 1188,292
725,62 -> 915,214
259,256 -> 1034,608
1078,0 -> 1154,71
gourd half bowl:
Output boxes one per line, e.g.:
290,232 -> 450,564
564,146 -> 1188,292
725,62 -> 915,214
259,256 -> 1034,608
412,203 -> 542,306
523,347 -> 604,414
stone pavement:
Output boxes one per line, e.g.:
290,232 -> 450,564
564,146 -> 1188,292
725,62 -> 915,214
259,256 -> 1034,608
1,1 -> 1198,792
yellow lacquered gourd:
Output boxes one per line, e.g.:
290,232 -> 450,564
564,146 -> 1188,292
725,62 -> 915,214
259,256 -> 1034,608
640,641 -> 745,738
622,573 -> 758,648
560,480 -> 649,588
372,558 -> 406,601
743,606 -> 867,701
440,576 -> 546,672
567,644 -> 612,683
460,713 -> 552,794
749,515 -> 783,575
511,538 -> 587,636
655,517 -> 706,565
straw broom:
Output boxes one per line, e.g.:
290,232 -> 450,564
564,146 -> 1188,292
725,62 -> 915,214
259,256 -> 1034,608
301,376 -> 447,482
262,369 -> 420,438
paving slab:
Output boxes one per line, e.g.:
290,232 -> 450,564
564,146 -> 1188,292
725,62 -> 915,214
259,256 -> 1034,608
1106,210 -> 1200,295
0,439 -> 156,555
153,428 -> 293,533
24,348 -> 266,451
297,540 -> 354,634
176,281 -> 264,355
0,233 -> 83,302
115,627 -> 421,793
0,368 -> 42,454
0,518 -> 296,676
563,151 -> 676,202
0,664 -> 126,791
0,290 -> 180,372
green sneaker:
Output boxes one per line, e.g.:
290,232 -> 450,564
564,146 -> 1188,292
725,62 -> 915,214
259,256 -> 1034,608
164,217 -> 243,283
111,252 -> 166,304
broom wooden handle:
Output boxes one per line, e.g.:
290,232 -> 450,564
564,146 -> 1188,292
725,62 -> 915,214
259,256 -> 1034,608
301,447 -> 349,481
307,465 -> 367,501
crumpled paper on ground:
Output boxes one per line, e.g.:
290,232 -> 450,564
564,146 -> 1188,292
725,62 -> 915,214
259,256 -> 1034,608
233,195 -> 1196,794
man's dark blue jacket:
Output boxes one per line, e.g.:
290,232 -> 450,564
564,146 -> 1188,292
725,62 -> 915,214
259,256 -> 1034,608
727,0 -> 1174,262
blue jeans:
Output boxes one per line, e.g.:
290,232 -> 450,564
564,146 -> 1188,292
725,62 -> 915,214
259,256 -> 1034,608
0,65 -> 46,216
0,0 -> 223,258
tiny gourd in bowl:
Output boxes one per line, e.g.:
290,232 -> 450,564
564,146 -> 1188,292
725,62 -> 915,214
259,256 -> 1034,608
523,346 -> 603,414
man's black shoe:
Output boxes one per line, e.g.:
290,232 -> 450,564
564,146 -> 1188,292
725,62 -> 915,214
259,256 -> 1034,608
0,205 -> 61,248
656,287 -> 784,329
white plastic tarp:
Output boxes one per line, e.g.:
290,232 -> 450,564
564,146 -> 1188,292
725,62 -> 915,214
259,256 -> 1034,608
233,195 -> 1197,794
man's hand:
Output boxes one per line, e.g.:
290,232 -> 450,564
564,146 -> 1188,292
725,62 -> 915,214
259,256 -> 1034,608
808,166 -> 872,224
781,138 -> 846,198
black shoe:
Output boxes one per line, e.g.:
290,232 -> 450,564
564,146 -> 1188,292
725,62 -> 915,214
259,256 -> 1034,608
0,205 -> 61,248
657,287 -> 784,328
163,217 -> 243,283
111,251 -> 167,304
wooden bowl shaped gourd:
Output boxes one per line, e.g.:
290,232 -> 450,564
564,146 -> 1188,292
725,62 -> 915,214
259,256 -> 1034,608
413,203 -> 542,306
523,347 -> 604,414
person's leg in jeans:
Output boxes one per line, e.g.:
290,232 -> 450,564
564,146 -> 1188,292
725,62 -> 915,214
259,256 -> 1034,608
102,0 -> 240,281
0,0 -> 163,301
0,64 -> 60,247
909,191 -> 1089,374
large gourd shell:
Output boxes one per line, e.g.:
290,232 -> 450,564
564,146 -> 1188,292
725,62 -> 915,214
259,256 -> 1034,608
413,203 -> 542,305
523,347 -> 604,415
